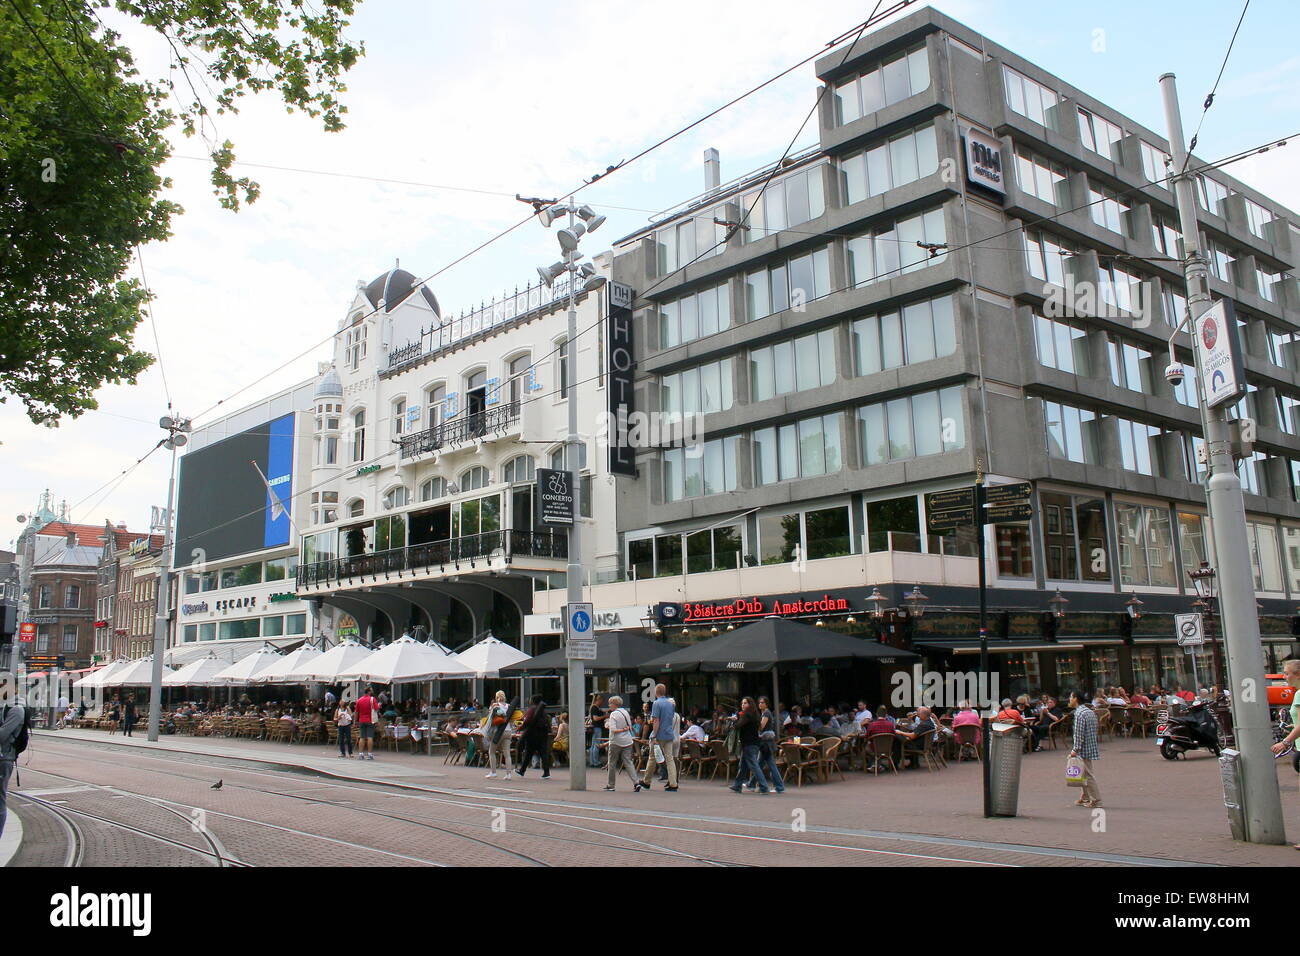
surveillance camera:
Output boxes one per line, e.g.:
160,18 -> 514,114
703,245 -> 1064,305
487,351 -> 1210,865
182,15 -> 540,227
1164,362 -> 1186,387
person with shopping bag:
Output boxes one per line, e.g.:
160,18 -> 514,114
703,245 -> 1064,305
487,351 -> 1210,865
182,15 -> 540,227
1067,690 -> 1102,809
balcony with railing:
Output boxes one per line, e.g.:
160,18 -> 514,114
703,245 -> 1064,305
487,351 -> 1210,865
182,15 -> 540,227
296,527 -> 567,592
398,401 -> 521,460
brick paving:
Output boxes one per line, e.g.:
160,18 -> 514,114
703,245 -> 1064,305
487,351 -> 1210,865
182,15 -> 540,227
19,728 -> 1300,866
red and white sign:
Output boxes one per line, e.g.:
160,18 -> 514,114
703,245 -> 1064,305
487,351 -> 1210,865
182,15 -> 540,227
18,622 -> 36,643
683,595 -> 849,624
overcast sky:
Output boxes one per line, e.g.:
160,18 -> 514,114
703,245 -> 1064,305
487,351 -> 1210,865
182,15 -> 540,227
4,0 -> 1298,548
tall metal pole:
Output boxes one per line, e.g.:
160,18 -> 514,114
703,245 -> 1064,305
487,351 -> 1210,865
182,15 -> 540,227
147,438 -> 178,742
1160,73 -> 1284,844
564,202 -> 587,791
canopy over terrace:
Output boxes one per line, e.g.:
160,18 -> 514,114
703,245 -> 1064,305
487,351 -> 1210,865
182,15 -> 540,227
102,656 -> 174,688
638,618 -> 919,716
454,635 -> 530,678
502,630 -> 672,677
162,655 -> 231,688
73,660 -> 130,688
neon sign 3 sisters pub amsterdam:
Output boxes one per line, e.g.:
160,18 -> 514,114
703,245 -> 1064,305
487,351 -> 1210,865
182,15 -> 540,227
682,594 -> 850,623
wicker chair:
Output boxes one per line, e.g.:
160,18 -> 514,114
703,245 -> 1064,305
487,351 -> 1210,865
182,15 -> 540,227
706,739 -> 737,781
901,730 -> 942,772
780,741 -> 818,786
817,737 -> 846,782
864,733 -> 898,775
955,723 -> 982,762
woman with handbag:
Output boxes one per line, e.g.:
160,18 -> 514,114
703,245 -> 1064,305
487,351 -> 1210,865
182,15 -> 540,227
484,691 -> 516,779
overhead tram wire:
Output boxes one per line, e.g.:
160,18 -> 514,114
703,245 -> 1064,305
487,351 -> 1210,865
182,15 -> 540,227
1179,0 -> 1251,176
136,245 -> 173,411
184,4 -> 917,426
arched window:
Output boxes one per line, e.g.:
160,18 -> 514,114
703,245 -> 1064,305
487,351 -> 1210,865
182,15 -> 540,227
351,409 -> 367,462
348,499 -> 365,518
420,476 -> 446,501
549,443 -> 588,472
459,465 -> 491,491
382,486 -> 410,510
502,455 -> 535,483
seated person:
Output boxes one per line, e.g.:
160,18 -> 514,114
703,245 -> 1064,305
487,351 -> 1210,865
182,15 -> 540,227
866,707 -> 897,738
951,701 -> 982,744
893,706 -> 936,765
681,718 -> 707,743
995,699 -> 1025,724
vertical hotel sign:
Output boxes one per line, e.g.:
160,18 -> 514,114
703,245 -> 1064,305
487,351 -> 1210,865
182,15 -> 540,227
607,281 -> 636,476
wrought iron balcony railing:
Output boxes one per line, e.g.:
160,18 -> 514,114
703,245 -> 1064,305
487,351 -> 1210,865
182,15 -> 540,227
295,527 -> 567,589
398,402 -> 520,460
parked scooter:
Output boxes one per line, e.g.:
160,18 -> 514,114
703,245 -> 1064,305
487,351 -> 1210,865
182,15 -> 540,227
1158,699 -> 1222,759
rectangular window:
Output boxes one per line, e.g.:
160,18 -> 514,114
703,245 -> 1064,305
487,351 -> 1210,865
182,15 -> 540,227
1197,175 -> 1229,215
1043,400 -> 1099,464
805,506 -> 853,560
1077,108 -> 1123,159
1139,141 -> 1168,185
1088,184 -> 1131,235
847,208 -> 946,288
750,329 -> 836,400
752,413 -> 842,485
220,563 -> 263,589
1107,338 -> 1154,394
1247,521 -> 1283,592
836,45 -> 930,126
1242,197 -> 1274,239
1003,65 -> 1059,128
661,358 -> 734,419
745,246 -> 831,320
662,436 -> 738,502
62,625 -> 78,652
741,165 -> 825,242
1023,229 -> 1068,287
1015,148 -> 1067,205
839,123 -> 939,204
867,495 -> 921,553
857,386 -> 965,465
659,281 -> 731,349
1114,501 -> 1176,587
263,616 -> 285,637
1033,313 -> 1090,375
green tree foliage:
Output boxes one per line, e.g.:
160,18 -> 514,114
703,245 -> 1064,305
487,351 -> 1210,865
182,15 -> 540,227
0,0 -> 363,424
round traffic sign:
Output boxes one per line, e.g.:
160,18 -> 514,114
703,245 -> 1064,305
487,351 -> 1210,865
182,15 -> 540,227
571,610 -> 591,633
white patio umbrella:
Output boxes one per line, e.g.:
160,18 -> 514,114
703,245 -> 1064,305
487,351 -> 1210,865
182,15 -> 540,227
73,659 -> 128,689
162,654 -> 230,688
252,645 -> 324,684
340,635 -> 475,684
341,636 -> 476,755
211,647 -> 283,685
289,639 -> 373,683
104,656 -> 173,688
454,635 -> 530,678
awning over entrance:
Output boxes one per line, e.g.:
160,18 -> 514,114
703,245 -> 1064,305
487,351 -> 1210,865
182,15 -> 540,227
915,639 -> 1085,655
503,631 -> 672,675
639,618 -> 919,674
166,636 -> 304,668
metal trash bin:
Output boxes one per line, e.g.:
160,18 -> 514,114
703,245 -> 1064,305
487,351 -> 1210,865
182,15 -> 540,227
1218,748 -> 1246,841
987,722 -> 1028,817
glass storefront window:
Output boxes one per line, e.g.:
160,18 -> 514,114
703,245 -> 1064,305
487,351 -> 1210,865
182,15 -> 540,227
867,496 -> 920,553
220,563 -> 262,589
1131,648 -> 1158,690
1055,654 -> 1082,690
1089,647 -> 1121,689
805,506 -> 852,560
1115,501 -> 1176,588
759,513 -> 799,565
655,533 -> 682,577
996,525 -> 1033,578
1006,653 -> 1042,698
629,539 -> 653,580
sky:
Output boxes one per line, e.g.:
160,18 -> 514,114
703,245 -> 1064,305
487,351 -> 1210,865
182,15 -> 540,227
3,0 -> 1299,549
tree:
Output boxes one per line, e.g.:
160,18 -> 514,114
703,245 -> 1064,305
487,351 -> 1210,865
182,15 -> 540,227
0,0 -> 363,424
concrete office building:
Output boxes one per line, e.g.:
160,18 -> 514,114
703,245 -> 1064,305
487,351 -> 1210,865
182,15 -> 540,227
569,6 -> 1300,707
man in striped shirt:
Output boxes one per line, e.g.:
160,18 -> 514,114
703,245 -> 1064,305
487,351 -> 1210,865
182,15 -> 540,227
1069,690 -> 1102,809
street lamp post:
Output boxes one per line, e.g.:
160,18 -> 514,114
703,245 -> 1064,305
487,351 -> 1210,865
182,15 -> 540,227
148,415 -> 190,742
1188,562 -> 1226,692
532,198 -> 606,791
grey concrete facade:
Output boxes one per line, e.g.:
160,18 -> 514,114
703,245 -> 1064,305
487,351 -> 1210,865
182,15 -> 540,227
607,6 -> 1300,626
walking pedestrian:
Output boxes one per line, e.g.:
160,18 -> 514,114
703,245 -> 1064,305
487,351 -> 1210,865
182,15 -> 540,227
355,686 -> 378,761
602,696 -> 641,792
641,684 -> 679,791
1069,689 -> 1102,809
123,695 -> 137,737
587,693 -> 607,768
484,690 -> 515,779
756,695 -> 785,793
1,698 -> 28,838
730,697 -> 771,794
1270,658 -> 1300,850
516,695 -> 552,779
335,700 -> 354,758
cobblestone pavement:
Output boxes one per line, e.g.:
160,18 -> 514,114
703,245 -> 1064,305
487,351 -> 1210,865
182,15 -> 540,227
11,729 -> 1300,867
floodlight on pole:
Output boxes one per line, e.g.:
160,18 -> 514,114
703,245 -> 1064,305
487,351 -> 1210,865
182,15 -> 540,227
557,222 -> 586,251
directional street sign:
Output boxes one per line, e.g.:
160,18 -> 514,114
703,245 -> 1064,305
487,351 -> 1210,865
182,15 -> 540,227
983,502 -> 1034,523
927,508 -> 975,532
984,482 -> 1033,505
1175,612 -> 1205,647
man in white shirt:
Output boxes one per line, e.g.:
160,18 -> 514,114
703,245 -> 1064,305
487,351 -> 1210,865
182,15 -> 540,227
602,695 -> 641,792
682,718 -> 707,743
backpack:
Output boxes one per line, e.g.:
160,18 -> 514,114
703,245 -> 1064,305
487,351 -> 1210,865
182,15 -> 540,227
4,705 -> 32,757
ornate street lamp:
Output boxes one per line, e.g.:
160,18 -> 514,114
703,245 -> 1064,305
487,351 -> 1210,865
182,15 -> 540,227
866,587 -> 888,620
1125,592 -> 1145,620
903,585 -> 930,619
1048,589 -> 1070,619
1188,561 -> 1216,600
